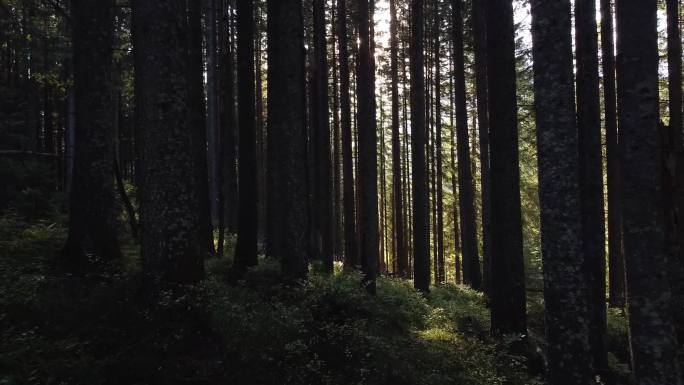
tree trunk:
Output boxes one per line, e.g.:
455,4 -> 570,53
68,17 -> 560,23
472,0 -> 491,297
313,0 -> 334,274
132,0 -> 204,286
600,0 -> 625,310
234,0 -> 259,271
434,5 -> 445,285
266,0 -> 308,280
575,0 -> 608,377
486,0 -> 526,335
531,1 -> 593,382
205,0 -> 219,228
357,0 -> 379,293
390,0 -> 407,278
452,0 -> 481,290
337,0 -> 358,271
616,1 -> 682,383
331,0 -> 343,262
188,0 -> 215,256
63,0 -> 121,266
411,0 -> 430,293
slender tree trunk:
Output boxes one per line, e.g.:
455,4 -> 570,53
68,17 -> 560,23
337,0 -> 358,270
472,0 -> 491,297
331,0 -> 343,261
266,0 -> 308,280
433,6 -> 445,285
411,0 -> 430,293
132,0 -> 204,286
486,0 -> 526,335
449,46 -> 462,284
63,0 -> 121,266
600,0 -> 625,309
452,0 -> 480,290
234,0 -> 259,271
312,0 -> 334,274
255,10 -> 267,243
616,1 -> 682,383
206,0 -> 219,227
357,0 -> 379,293
666,0 -> 684,343
390,0 -> 407,278
188,0 -> 215,255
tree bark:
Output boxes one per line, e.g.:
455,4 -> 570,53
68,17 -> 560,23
132,0 -> 204,286
337,0 -> 358,271
234,0 -> 259,271
411,0 -> 430,293
486,0 -> 526,335
531,1 -> 593,383
600,0 -> 625,310
266,0 -> 308,280
390,0 -> 407,278
575,0 -> 608,376
357,0 -> 379,293
616,1 -> 682,383
63,0 -> 121,266
472,0 -> 491,297
452,0 -> 481,290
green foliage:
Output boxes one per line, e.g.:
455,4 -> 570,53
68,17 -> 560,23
0,159 -> 63,219
205,261 -> 539,385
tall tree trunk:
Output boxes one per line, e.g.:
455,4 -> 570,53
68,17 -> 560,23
266,0 -> 308,280
218,0 -> 235,257
337,0 -> 358,270
486,0 -> 526,335
390,0 -> 407,278
449,46 -> 462,284
452,0 -> 481,290
331,0 -> 343,261
255,9 -> 267,243
63,0 -> 121,266
616,1 -> 682,382
434,5 -> 445,284
206,0 -> 219,228
234,0 -> 259,271
472,0 -> 491,297
357,0 -> 379,293
531,1 -> 593,382
188,0 -> 215,256
313,0 -> 334,274
600,0 -> 625,309
666,0 -> 684,343
575,0 -> 608,377
411,0 -> 430,293
132,0 -> 204,286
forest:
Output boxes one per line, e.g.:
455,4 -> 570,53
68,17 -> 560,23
0,0 -> 682,384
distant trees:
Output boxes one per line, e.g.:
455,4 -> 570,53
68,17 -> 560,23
63,0 -> 121,265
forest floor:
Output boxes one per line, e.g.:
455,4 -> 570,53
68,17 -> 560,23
0,161 -> 633,385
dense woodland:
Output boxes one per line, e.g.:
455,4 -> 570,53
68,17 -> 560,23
0,0 -> 683,384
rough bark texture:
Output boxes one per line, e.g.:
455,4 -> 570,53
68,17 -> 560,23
390,0 -> 407,278
337,0 -> 358,271
63,0 -> 121,266
472,0 -> 491,297
357,0 -> 379,293
411,0 -> 430,293
132,0 -> 204,286
600,0 -> 625,309
531,2 -> 593,383
234,0 -> 258,271
616,1 -> 682,383
666,0 -> 684,343
188,0 -> 215,256
575,0 -> 608,376
266,0 -> 309,280
485,0 -> 526,334
312,0 -> 334,274
452,0 -> 480,290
